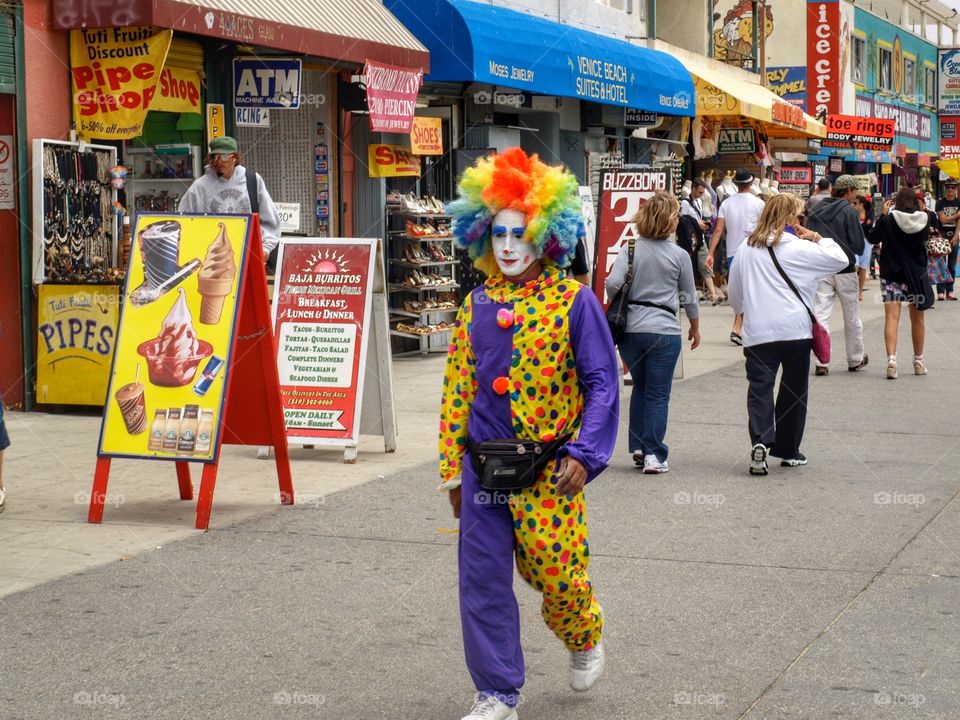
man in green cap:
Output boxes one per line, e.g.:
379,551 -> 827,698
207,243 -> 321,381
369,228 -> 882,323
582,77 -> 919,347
179,136 -> 281,258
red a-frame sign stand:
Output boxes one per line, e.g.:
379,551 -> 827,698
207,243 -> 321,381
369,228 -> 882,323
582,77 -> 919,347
88,216 -> 293,529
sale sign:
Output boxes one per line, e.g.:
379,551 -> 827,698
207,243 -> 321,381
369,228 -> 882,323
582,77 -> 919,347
271,239 -> 378,444
593,168 -> 671,305
807,0 -> 841,119
70,27 -> 173,140
364,60 -> 422,133
822,114 -> 896,152
410,116 -> 443,155
368,143 -> 421,177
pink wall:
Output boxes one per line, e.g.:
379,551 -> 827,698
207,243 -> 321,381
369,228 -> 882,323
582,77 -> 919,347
23,1 -> 71,144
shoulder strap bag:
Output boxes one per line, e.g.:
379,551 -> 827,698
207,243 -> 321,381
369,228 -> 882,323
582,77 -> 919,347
767,246 -> 830,364
605,238 -> 635,345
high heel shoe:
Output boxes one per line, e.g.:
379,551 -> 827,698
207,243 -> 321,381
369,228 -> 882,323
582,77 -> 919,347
913,358 -> 927,375
886,358 -> 897,380
405,220 -> 425,237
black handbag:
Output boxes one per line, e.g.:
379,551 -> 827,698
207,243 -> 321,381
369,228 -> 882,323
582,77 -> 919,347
469,435 -> 572,491
605,238 -> 635,344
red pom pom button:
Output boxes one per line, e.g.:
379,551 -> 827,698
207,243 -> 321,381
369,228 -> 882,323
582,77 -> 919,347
496,308 -> 514,328
492,376 -> 511,395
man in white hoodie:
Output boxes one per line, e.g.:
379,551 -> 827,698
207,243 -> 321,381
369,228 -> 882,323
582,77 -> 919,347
178,136 -> 282,257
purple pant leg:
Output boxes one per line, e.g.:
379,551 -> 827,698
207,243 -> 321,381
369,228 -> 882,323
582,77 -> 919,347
458,457 -> 524,697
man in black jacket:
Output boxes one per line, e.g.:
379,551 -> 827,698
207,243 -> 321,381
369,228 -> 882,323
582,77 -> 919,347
804,175 -> 868,375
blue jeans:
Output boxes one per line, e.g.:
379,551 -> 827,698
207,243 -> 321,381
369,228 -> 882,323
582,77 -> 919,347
618,332 -> 681,462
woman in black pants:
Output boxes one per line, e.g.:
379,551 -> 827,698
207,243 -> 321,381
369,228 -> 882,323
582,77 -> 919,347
728,195 -> 849,475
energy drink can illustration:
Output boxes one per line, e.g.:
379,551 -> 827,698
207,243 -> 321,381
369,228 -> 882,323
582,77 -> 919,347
192,355 -> 224,396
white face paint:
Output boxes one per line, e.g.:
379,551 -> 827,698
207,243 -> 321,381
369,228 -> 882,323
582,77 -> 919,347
491,208 -> 539,278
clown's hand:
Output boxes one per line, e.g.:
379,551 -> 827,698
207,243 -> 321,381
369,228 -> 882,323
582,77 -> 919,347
555,456 -> 587,497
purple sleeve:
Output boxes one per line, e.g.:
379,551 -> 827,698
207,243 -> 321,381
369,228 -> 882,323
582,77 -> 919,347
558,288 -> 621,482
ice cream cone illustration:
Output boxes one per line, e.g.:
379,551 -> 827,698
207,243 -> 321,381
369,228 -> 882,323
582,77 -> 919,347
197,222 -> 237,325
137,288 -> 213,387
131,220 -> 200,306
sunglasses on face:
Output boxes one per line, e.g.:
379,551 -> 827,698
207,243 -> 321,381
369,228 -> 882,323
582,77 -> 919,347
213,153 -> 235,161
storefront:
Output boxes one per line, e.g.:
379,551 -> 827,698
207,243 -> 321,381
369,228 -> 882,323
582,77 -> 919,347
381,0 -> 695,353
46,0 -> 429,399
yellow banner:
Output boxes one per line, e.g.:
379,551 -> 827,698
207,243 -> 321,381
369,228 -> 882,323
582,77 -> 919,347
881,163 -> 893,175
206,103 -> 225,143
152,65 -> 202,114
71,27 -> 172,140
37,285 -> 120,406
99,215 -> 250,462
410,116 -> 443,155
368,144 -> 421,177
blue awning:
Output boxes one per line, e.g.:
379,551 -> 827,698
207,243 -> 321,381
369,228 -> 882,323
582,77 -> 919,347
384,0 -> 694,116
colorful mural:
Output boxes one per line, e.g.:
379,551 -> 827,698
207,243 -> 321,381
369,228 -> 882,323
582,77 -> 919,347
712,0 -> 773,68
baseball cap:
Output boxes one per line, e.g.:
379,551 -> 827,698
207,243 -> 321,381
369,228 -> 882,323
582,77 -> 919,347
833,175 -> 859,191
209,136 -> 239,154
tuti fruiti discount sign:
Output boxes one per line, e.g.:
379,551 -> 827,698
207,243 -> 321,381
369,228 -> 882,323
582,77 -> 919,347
70,27 -> 172,140
270,239 -> 378,445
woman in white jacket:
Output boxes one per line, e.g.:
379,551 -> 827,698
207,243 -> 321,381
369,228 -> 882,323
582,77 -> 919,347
728,194 -> 849,476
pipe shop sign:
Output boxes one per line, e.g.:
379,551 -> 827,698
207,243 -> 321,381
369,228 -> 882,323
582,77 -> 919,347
71,27 -> 173,140
364,60 -> 422,133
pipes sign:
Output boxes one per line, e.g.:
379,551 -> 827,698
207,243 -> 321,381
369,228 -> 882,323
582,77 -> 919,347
806,0 -> 840,119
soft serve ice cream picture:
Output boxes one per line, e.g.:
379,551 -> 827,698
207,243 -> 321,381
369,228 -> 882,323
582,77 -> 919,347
197,223 -> 237,324
99,214 -> 251,460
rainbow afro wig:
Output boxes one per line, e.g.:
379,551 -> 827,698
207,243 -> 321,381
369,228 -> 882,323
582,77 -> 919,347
448,148 -> 582,276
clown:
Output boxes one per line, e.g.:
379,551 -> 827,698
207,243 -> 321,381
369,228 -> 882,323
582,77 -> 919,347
439,148 -> 620,720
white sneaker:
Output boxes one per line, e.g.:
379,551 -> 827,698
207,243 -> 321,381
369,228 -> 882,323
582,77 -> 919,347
570,641 -> 605,691
460,695 -> 517,720
643,454 -> 668,474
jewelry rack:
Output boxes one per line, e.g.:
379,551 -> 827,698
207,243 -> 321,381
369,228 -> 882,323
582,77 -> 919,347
31,138 -> 120,284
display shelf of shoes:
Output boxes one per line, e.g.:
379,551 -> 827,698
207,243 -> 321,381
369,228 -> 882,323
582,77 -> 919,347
386,202 -> 458,355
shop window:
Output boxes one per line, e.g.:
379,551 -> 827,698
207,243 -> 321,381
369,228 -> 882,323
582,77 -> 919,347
926,66 -> 936,106
904,57 -> 916,98
851,36 -> 866,85
878,46 -> 893,92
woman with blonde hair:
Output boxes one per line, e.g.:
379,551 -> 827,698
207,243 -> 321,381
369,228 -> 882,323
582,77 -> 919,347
728,193 -> 849,475
605,191 -> 700,474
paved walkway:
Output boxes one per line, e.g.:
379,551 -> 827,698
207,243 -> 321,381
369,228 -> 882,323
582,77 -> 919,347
5,289 -> 960,718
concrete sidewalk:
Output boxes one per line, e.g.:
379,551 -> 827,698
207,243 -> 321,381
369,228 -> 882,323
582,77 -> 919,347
0,292 -> 889,598
2,287 -> 959,719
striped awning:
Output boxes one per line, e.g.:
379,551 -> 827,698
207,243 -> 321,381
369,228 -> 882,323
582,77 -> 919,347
51,0 -> 429,70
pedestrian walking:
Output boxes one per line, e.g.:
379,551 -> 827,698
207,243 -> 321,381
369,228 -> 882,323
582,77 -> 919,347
680,179 -> 719,304
440,148 -> 620,720
728,194 -> 848,475
806,177 -> 832,212
178,136 -> 282,261
705,169 -> 765,345
935,181 -> 960,301
0,401 -> 7,512
870,188 -> 934,379
855,196 -> 875,301
804,175 -> 868,375
604,191 -> 700,474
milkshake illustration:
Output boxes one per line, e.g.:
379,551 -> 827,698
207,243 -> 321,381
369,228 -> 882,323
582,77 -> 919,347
197,222 -> 237,324
131,220 -> 200,306
137,288 -> 213,386
115,366 -> 147,434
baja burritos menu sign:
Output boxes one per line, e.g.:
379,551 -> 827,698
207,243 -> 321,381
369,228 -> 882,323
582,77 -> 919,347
271,239 -> 378,445
98,215 -> 251,462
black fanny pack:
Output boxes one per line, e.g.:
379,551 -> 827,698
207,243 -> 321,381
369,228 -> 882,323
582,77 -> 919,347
468,434 -> 572,491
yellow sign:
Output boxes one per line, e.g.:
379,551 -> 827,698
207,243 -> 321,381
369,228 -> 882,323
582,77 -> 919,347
206,103 -> 225,143
99,215 -> 251,462
410,116 -> 443,155
368,143 -> 422,177
881,163 -> 893,175
37,284 -> 119,406
70,27 -> 173,140
153,66 -> 202,114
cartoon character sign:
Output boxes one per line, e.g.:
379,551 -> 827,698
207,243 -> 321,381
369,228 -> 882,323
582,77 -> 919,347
713,0 -> 774,68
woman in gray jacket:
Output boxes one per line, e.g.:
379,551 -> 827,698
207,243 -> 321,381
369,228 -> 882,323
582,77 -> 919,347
605,191 -> 700,474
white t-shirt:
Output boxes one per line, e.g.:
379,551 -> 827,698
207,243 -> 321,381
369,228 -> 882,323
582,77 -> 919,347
718,192 -> 765,259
